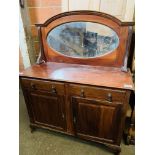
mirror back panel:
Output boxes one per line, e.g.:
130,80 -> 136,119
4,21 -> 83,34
38,11 -> 133,67
47,22 -> 119,58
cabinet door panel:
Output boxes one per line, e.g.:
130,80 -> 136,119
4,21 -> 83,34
30,91 -> 66,131
72,97 -> 123,143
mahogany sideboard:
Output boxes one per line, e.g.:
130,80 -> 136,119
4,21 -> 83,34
20,11 -> 134,155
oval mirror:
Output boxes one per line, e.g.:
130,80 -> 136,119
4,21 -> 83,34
47,22 -> 119,58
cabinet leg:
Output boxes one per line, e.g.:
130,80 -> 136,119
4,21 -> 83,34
103,142 -> 121,155
126,135 -> 131,145
30,125 -> 36,133
114,151 -> 120,155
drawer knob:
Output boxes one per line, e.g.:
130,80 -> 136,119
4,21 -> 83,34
80,89 -> 85,97
73,116 -> 76,124
62,113 -> 65,119
51,85 -> 57,94
30,83 -> 36,90
107,93 -> 112,102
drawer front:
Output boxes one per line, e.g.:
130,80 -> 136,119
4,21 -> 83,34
68,84 -> 126,102
20,78 -> 65,95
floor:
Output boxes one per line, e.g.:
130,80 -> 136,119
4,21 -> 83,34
19,91 -> 135,155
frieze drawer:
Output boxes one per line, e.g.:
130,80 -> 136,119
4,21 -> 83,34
68,84 -> 126,102
20,78 -> 65,95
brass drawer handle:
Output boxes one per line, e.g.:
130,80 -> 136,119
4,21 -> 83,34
51,85 -> 57,94
80,89 -> 85,97
107,93 -> 112,102
30,83 -> 36,90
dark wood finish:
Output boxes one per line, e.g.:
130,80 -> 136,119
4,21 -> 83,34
71,97 -> 123,144
124,91 -> 135,145
20,11 -> 134,155
19,62 -> 134,90
68,84 -> 127,102
127,31 -> 135,70
36,26 -> 46,64
20,78 -> 65,95
121,26 -> 133,72
20,77 -> 131,154
29,91 -> 66,131
21,82 -> 66,132
128,106 -> 135,145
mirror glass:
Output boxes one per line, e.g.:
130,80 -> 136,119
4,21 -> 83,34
47,22 -> 119,58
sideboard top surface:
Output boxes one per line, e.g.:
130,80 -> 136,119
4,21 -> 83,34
20,62 -> 134,90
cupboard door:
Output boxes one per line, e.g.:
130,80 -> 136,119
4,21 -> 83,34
29,91 -> 66,131
71,97 -> 123,144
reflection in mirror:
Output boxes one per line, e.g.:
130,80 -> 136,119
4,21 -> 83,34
47,22 -> 119,58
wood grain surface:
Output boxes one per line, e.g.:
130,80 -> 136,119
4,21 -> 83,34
20,62 -> 134,90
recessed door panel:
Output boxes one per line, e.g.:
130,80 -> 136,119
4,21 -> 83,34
30,91 -> 66,131
72,97 -> 123,143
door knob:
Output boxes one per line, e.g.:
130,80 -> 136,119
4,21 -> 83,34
73,116 -> 76,124
62,113 -> 65,119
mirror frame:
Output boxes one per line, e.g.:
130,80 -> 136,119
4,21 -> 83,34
46,21 -> 120,58
35,11 -> 134,70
